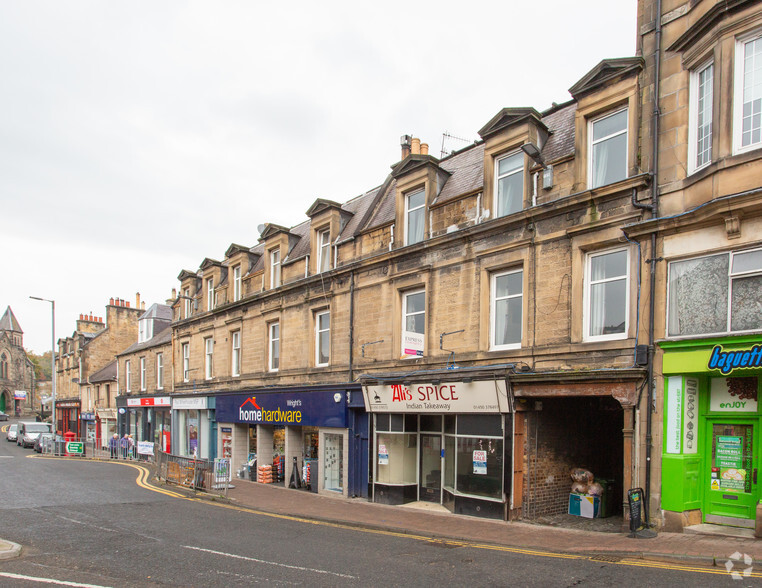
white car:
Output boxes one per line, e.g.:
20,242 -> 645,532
6,424 -> 18,442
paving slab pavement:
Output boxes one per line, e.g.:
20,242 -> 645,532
208,478 -> 762,567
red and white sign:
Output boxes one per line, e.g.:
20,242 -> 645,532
363,380 -> 508,413
126,396 -> 170,407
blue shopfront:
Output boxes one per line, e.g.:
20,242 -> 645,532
215,385 -> 368,498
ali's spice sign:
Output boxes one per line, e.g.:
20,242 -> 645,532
363,380 -> 509,413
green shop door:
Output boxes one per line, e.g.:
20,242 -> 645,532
704,419 -> 759,527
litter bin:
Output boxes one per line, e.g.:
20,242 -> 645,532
597,478 -> 616,518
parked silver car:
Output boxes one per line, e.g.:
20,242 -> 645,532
0,411 -> 8,421
17,422 -> 52,448
6,424 -> 18,442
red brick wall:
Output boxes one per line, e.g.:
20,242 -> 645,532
521,397 -> 623,518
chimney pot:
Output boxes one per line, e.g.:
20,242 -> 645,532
411,138 -> 421,155
109,297 -> 114,305
136,292 -> 141,309
421,142 -> 429,155
126,301 -> 130,308
79,314 -> 83,320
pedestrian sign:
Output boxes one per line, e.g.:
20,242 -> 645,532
66,441 -> 84,454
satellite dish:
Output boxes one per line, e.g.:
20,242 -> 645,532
257,224 -> 265,234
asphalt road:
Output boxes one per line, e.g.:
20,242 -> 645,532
0,423 -> 754,587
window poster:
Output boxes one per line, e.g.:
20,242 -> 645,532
473,450 -> 487,475
683,378 -> 698,454
665,376 -> 683,453
378,444 -> 389,465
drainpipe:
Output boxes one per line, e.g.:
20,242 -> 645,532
644,0 -> 663,524
349,271 -> 355,382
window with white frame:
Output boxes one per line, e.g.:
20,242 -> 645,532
156,352 -> 164,389
270,248 -> 281,288
405,189 -> 425,246
495,152 -> 524,217
183,288 -> 191,319
735,33 -> 762,152
318,229 -> 331,273
233,265 -> 241,302
689,61 -> 713,173
585,248 -> 629,340
315,310 -> 330,366
207,278 -> 215,311
182,343 -> 190,382
140,357 -> 146,391
667,248 -> 762,337
269,322 -> 280,372
204,337 -> 213,380
589,108 -> 628,188
490,269 -> 523,349
231,331 -> 241,377
401,289 -> 425,358
125,359 -> 131,392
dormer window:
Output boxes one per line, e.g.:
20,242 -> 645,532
233,265 -> 241,302
495,152 -> 524,217
589,108 -> 628,188
270,248 -> 281,288
318,229 -> 331,273
206,278 -> 214,311
405,189 -> 425,246
138,318 -> 153,343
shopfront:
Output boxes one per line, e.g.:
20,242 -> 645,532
172,395 -> 215,460
81,412 -> 97,443
215,387 -> 356,496
96,408 -> 117,448
362,379 -> 512,520
660,336 -> 762,531
123,395 -> 171,450
55,399 -> 81,436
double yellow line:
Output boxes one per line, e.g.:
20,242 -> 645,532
29,454 -> 762,580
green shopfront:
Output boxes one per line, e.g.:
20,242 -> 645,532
660,336 -> 762,530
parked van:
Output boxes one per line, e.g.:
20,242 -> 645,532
17,421 -> 53,448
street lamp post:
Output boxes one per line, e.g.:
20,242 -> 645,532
30,296 -> 55,432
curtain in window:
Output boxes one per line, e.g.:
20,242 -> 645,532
589,251 -> 627,337
408,208 -> 424,244
667,255 -> 728,336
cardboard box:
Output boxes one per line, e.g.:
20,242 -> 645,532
569,493 -> 600,518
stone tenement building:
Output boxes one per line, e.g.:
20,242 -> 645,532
168,48 -> 651,519
56,296 -> 143,436
114,0 -> 762,533
0,307 -> 35,416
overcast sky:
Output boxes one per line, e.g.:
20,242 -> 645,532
1,1 -> 637,355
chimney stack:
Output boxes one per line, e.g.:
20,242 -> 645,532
136,292 -> 141,309
172,288 -> 177,299
400,134 -> 412,160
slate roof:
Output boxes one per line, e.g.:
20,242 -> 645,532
89,360 -> 117,383
0,306 -> 22,333
282,219 -> 312,264
117,325 -> 172,355
540,101 -> 577,163
434,144 -> 484,205
138,303 -> 173,322
363,179 -> 397,231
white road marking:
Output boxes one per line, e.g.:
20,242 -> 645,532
183,545 -> 357,579
55,515 -> 118,534
0,571 -> 113,587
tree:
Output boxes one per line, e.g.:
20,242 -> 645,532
27,350 -> 53,381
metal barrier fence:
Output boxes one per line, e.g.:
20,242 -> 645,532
39,436 -> 153,462
155,450 -> 219,494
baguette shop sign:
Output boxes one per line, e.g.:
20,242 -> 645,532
363,380 -> 509,413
